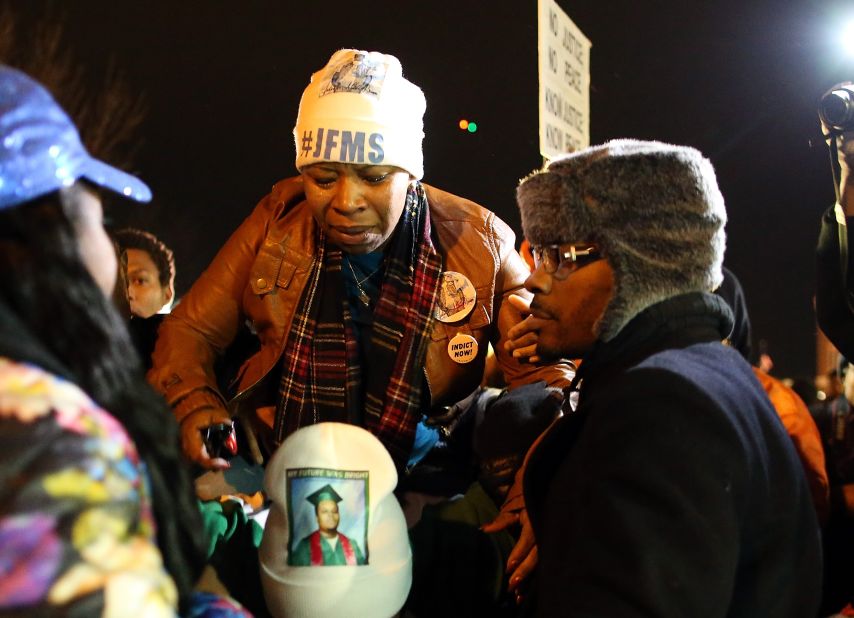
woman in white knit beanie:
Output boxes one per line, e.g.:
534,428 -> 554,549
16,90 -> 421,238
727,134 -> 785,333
148,49 -> 576,615
150,46 -> 573,475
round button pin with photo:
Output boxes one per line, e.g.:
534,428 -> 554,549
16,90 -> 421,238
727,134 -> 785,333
434,271 -> 476,323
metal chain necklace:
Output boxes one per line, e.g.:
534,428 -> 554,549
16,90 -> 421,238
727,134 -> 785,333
346,258 -> 380,307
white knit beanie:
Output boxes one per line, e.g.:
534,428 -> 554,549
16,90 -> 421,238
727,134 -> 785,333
293,49 -> 425,179
517,139 -> 727,341
260,423 -> 412,618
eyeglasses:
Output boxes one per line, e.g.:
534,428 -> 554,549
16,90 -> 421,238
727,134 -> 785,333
530,243 -> 601,277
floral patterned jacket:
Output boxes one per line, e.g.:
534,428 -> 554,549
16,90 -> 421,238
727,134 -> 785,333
0,358 -> 249,617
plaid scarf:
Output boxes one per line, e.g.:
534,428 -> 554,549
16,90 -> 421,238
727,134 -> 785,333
275,183 -> 442,468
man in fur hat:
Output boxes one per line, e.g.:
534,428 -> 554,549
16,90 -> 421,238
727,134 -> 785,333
504,139 -> 821,615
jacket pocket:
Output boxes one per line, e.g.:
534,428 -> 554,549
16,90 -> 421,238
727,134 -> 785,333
249,241 -> 284,296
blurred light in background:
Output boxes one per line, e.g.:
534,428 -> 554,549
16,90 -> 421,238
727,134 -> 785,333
844,19 -> 854,57
458,119 -> 478,133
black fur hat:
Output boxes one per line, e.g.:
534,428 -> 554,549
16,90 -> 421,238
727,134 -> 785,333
517,139 -> 727,341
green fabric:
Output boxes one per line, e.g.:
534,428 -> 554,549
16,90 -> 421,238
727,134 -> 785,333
290,532 -> 367,566
407,482 -> 517,617
198,499 -> 264,556
197,499 -> 268,617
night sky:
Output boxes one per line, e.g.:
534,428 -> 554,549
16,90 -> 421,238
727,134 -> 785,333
4,0 -> 853,378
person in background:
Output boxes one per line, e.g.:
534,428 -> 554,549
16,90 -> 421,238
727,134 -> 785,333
791,376 -> 820,409
113,227 -> 176,370
816,367 -> 844,404
714,266 -> 829,525
0,65 -> 248,617
815,84 -> 854,362
113,227 -> 175,318
813,87 -> 854,617
811,359 -> 854,615
503,139 -> 821,615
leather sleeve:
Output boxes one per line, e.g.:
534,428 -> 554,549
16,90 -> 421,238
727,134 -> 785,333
488,213 -> 575,390
147,177 -> 305,422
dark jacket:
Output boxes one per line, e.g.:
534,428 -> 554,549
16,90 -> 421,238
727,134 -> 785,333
524,292 -> 822,617
816,206 -> 854,361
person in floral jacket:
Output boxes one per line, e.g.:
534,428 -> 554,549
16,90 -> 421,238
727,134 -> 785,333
0,66 -> 249,617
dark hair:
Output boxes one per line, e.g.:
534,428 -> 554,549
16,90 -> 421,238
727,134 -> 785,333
113,227 -> 176,291
0,185 -> 205,610
714,266 -> 753,363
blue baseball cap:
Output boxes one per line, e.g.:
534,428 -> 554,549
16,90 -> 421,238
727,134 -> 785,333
0,65 -> 151,210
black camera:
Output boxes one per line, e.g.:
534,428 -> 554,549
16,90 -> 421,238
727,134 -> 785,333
819,84 -> 854,132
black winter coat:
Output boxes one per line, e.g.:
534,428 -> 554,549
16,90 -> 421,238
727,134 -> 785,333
524,293 -> 822,617
816,206 -> 854,362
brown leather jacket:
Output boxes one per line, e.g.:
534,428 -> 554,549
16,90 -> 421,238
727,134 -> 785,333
148,177 -> 573,449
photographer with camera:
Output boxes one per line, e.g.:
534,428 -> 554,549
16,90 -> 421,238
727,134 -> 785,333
816,83 -> 854,362
815,83 -> 854,617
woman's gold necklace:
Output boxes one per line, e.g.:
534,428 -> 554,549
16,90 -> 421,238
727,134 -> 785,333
347,259 -> 379,307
